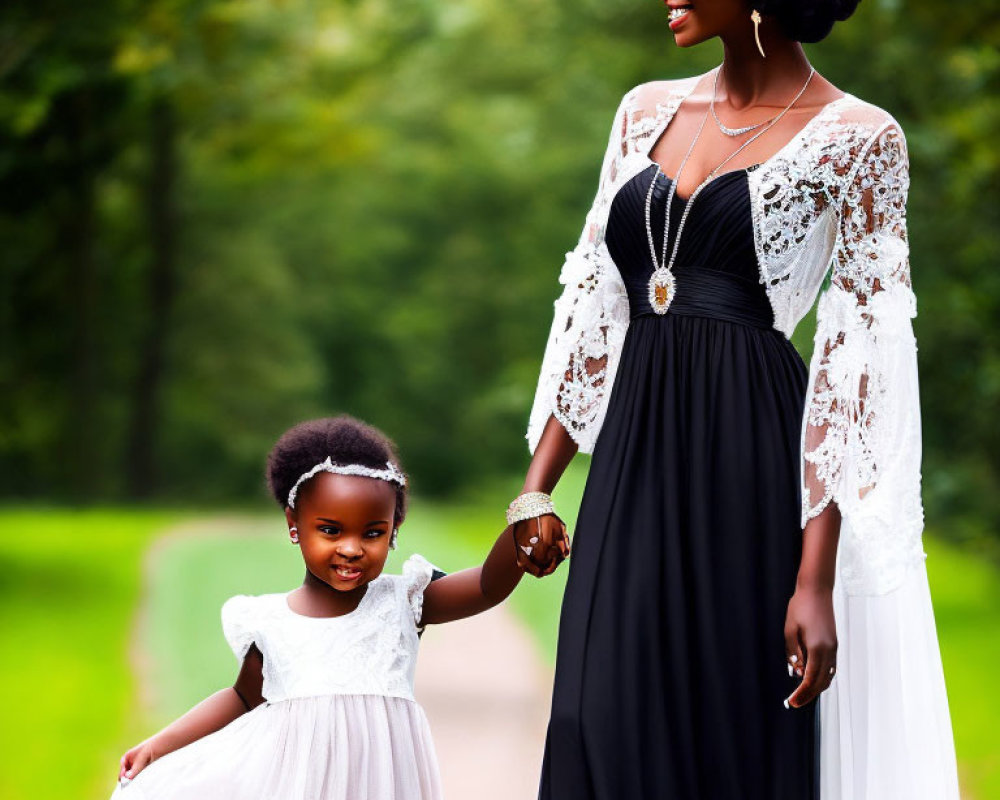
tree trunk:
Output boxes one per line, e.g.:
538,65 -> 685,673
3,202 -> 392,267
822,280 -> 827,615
64,92 -> 100,499
126,96 -> 177,499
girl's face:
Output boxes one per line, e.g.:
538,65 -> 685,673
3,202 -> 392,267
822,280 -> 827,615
666,0 -> 750,47
286,472 -> 397,593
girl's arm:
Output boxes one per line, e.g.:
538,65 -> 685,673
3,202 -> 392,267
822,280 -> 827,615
417,524 -> 523,625
118,645 -> 265,781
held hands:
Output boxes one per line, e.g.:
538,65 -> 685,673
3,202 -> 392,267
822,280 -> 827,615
782,583 -> 838,709
118,739 -> 156,784
512,514 -> 570,577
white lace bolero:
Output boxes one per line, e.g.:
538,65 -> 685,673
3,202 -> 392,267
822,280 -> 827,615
526,73 -> 925,597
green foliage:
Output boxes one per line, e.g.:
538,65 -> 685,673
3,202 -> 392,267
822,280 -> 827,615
0,1 -> 996,545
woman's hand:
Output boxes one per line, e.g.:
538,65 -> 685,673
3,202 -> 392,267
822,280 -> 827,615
512,513 -> 570,577
119,739 -> 156,783
783,583 -> 837,708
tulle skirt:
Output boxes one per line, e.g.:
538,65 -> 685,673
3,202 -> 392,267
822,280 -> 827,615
820,557 -> 961,799
110,694 -> 442,800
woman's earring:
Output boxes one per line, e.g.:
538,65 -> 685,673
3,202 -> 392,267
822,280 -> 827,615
751,8 -> 766,58
389,529 -> 398,550
289,526 -> 299,544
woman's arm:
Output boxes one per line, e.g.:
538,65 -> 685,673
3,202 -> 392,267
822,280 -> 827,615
783,503 -> 840,708
522,413 -> 579,494
418,414 -> 579,624
513,413 -> 577,577
118,646 -> 264,781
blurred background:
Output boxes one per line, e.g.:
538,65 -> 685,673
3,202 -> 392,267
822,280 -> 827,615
1,0 -> 997,798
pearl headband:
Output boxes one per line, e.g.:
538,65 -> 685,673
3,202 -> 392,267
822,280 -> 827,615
286,457 -> 407,509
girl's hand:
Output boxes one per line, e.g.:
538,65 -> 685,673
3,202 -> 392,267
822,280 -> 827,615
782,583 -> 837,708
119,740 -> 156,783
513,513 -> 569,577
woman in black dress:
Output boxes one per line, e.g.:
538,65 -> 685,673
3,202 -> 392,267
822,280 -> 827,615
506,1 -> 959,798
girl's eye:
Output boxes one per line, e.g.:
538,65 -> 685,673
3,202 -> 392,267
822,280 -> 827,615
364,529 -> 387,539
318,526 -> 339,536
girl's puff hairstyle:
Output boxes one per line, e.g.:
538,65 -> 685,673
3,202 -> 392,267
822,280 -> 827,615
267,416 -> 409,528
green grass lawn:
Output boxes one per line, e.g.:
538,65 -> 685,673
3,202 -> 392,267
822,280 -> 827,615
1,470 -> 997,799
0,509 -> 182,800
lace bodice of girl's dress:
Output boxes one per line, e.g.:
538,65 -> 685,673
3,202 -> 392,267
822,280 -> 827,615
222,554 -> 436,702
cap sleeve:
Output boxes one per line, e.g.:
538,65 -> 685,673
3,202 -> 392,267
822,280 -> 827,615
221,595 -> 257,661
402,553 -> 441,627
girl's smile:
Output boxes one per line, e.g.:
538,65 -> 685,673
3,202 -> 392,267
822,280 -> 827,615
332,564 -> 364,582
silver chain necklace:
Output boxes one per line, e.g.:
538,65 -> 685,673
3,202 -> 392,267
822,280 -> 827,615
645,65 -> 816,315
711,66 -> 775,137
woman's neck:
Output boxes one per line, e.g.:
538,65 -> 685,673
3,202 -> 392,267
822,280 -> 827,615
718,37 -> 815,110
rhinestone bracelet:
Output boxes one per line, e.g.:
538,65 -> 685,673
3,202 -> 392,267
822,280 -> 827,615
506,491 -> 555,526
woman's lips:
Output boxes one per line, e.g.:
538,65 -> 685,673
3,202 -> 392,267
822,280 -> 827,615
667,4 -> 692,31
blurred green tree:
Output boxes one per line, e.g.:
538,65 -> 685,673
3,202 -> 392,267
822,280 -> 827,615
0,0 -> 996,549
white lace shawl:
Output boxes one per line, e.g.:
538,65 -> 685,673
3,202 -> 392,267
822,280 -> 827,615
526,73 -> 925,597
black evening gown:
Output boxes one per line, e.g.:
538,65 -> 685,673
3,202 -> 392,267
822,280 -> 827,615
539,164 -> 819,799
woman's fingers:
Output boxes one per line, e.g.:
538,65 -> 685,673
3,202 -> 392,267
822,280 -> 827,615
783,624 -> 804,680
537,516 -> 569,576
556,517 -> 570,557
513,521 -> 544,577
786,640 -> 837,708
513,515 -> 570,577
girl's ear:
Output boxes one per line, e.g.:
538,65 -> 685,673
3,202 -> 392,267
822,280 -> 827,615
284,507 -> 298,543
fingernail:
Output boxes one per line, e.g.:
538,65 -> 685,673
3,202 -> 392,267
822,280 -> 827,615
796,667 -> 803,676
790,655 -> 798,664
787,663 -> 793,676
783,697 -> 790,709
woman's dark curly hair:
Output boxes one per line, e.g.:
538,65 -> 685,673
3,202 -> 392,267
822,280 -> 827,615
267,416 -> 408,527
754,0 -> 860,43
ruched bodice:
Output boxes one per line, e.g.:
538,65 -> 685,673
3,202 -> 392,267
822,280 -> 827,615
604,163 -> 773,326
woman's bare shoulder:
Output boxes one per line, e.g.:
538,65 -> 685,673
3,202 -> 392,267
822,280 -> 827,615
622,72 -> 706,116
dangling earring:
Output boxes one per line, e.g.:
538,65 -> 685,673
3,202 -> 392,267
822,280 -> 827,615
751,8 -> 766,58
289,525 -> 299,544
389,529 -> 398,550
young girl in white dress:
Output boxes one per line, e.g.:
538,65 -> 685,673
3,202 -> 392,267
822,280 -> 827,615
112,415 -> 558,800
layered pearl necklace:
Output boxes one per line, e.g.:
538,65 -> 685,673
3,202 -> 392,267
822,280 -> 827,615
645,65 -> 816,315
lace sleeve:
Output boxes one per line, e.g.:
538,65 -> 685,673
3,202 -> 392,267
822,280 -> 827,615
801,121 -> 926,595
525,92 -> 632,454
221,595 -> 256,662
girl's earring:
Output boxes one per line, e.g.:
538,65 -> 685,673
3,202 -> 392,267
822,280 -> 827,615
751,8 -> 766,58
289,526 -> 299,544
389,529 -> 398,550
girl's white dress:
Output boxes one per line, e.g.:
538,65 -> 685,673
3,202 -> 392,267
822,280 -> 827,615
111,554 -> 443,800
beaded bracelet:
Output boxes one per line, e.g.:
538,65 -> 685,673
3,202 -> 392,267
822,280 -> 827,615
506,491 -> 555,526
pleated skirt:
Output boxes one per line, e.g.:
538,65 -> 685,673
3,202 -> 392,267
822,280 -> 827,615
539,312 -> 819,799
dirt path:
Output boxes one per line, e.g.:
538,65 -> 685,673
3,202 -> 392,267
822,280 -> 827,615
416,606 -> 553,799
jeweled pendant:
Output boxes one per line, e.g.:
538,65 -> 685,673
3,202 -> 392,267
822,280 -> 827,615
648,267 -> 676,315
